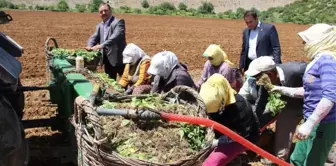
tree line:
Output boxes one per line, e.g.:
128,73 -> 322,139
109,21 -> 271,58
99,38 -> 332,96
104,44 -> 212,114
1,0 -> 335,25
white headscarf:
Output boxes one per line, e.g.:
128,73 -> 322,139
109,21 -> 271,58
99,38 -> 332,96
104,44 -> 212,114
147,51 -> 178,79
122,43 -> 148,65
298,23 -> 332,43
298,24 -> 336,60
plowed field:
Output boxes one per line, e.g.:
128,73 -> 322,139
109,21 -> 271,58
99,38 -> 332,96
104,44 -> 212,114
1,10 -> 310,165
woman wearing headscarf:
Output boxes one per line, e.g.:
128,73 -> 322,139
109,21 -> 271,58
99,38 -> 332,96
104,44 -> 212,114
196,44 -> 243,92
147,51 -> 195,93
118,43 -> 151,95
199,74 -> 260,166
271,24 -> 336,166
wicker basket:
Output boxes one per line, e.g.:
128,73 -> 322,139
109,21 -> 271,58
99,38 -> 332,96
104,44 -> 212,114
71,86 -> 215,166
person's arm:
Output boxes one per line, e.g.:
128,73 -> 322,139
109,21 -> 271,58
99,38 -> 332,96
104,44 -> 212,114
134,60 -> 151,87
118,64 -> 129,88
296,56 -> 336,140
196,62 -> 209,89
239,30 -> 247,70
150,75 -> 161,94
269,25 -> 282,64
101,19 -> 125,48
238,77 -> 258,101
87,24 -> 100,47
297,98 -> 334,140
233,69 -> 244,92
271,86 -> 304,98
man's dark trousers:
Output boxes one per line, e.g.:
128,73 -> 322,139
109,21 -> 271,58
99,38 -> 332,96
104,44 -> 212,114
103,56 -> 125,80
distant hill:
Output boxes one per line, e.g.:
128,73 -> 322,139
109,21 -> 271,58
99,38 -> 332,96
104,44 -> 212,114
9,0 -> 299,12
257,0 -> 336,24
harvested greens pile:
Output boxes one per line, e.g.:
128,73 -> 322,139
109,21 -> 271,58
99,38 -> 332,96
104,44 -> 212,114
64,69 -> 124,93
95,73 -> 125,93
92,96 -> 208,163
51,48 -> 99,62
256,73 -> 286,116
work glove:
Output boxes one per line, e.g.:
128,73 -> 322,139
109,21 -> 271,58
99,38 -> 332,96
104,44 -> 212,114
270,86 -> 304,98
296,119 -> 315,140
211,139 -> 218,149
296,97 -> 334,140
210,135 -> 235,149
124,86 -> 134,95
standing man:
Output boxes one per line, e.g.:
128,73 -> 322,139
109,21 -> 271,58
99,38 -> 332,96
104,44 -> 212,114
239,10 -> 282,72
86,3 -> 126,80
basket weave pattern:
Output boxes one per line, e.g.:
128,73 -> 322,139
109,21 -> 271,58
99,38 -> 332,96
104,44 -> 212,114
71,86 -> 215,166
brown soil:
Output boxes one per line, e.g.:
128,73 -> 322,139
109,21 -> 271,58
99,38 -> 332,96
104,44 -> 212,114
0,10 -> 311,165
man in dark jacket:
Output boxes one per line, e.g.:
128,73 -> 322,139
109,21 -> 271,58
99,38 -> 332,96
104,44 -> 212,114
239,10 -> 282,72
86,3 -> 126,80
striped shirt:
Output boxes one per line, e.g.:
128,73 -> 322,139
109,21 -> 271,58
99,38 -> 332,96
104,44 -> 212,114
303,54 -> 336,123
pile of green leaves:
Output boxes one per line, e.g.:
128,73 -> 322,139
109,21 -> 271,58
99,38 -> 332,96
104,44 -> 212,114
130,96 -> 162,109
74,49 -> 99,61
98,97 -> 208,163
128,96 -> 207,147
95,73 -> 124,93
178,123 -> 206,151
50,48 -> 75,59
50,48 -> 99,62
256,73 -> 287,116
266,92 -> 286,116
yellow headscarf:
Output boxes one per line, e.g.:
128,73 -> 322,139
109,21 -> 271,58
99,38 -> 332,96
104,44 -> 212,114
199,73 -> 237,113
202,44 -> 235,67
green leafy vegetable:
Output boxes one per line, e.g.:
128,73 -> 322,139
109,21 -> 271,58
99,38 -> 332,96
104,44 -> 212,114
95,73 -> 125,92
266,92 -> 287,116
51,48 -> 99,62
178,123 -> 206,151
74,49 -> 100,61
103,96 -> 208,151
256,73 -> 287,116
50,48 -> 75,58
100,98 -> 208,162
130,96 -> 162,109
